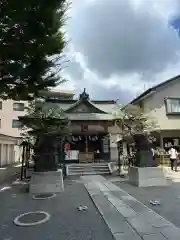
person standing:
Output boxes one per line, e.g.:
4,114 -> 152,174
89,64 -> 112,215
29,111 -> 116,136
168,146 -> 178,171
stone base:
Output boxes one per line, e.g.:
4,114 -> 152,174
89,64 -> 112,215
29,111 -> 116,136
128,166 -> 167,187
108,162 -> 118,174
29,169 -> 64,194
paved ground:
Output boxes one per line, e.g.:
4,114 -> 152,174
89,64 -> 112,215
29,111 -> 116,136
0,177 -> 114,240
114,177 -> 180,229
0,164 -> 21,184
83,175 -> 180,240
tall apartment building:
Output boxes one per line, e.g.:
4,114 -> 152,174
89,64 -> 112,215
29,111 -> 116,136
0,90 -> 75,166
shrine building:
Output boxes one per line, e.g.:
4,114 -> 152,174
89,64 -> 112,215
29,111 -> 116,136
46,89 -> 122,163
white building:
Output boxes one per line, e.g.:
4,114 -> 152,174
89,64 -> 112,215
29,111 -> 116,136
130,75 -> 180,150
0,90 -> 75,166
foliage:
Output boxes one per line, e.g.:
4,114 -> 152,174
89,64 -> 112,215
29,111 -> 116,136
20,99 -> 71,140
114,104 -> 159,167
21,125 -> 36,146
115,104 -> 157,143
20,99 -> 71,171
0,0 -> 69,100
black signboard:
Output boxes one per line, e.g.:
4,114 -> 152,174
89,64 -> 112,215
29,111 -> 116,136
163,137 -> 180,149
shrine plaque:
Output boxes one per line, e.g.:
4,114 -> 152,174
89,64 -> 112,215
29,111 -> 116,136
81,124 -> 88,132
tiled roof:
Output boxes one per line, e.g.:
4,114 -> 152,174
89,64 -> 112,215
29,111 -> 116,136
45,97 -> 124,119
65,113 -> 115,121
130,74 -> 180,104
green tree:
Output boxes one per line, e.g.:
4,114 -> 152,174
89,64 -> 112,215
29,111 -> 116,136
0,0 -> 69,100
114,103 -> 157,169
19,99 -> 71,171
117,104 -> 157,143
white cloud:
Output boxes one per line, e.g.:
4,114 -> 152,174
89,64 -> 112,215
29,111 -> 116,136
57,0 -> 180,102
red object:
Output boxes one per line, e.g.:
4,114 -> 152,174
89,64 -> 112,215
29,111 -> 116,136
65,143 -> 70,152
65,143 -> 70,159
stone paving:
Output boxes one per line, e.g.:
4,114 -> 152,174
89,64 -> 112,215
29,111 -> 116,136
114,177 -> 180,229
0,177 -> 113,240
0,164 -> 21,184
162,167 -> 180,182
82,175 -> 180,240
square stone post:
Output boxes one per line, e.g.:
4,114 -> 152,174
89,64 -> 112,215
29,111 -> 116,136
109,133 -> 118,162
108,126 -> 121,162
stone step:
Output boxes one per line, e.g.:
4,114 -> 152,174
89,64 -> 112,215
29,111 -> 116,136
69,168 -> 109,172
67,163 -> 111,176
68,163 -> 109,167
68,166 -> 109,170
68,171 -> 110,176
68,167 -> 109,171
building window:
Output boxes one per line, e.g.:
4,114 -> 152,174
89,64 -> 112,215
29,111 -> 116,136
0,101 -> 2,110
12,119 -> 21,128
165,98 -> 180,114
13,102 -> 24,111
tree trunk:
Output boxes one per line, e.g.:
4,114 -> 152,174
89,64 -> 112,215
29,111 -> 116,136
34,135 -> 58,172
20,145 -> 25,180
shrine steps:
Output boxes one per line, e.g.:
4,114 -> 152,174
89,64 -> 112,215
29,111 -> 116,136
66,163 -> 111,176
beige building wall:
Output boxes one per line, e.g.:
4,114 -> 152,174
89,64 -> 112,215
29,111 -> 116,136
0,91 -> 74,166
142,79 -> 180,130
0,134 -> 20,167
0,100 -> 26,137
0,100 -> 26,166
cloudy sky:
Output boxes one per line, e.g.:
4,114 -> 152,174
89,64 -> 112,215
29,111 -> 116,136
56,0 -> 180,103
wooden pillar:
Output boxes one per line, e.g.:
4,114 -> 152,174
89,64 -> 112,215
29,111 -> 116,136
0,144 -> 2,167
160,133 -> 163,149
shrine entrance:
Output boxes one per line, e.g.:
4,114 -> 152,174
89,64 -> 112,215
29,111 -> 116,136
50,88 -> 119,164
66,133 -> 110,163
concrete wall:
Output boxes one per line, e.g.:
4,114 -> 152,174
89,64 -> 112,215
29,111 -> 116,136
142,78 -> 180,130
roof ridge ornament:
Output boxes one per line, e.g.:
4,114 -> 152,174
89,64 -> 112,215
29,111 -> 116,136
79,88 -> 89,100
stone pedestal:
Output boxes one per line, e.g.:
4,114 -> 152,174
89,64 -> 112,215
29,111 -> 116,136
29,169 -> 64,194
128,166 -> 167,187
109,133 -> 118,162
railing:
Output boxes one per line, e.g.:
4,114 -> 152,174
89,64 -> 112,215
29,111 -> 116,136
120,154 -> 180,168
156,154 -> 180,166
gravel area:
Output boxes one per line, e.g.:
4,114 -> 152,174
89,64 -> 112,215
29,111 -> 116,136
114,179 -> 180,228
0,178 -> 114,240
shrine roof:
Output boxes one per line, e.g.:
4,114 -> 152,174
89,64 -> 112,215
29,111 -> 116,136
45,89 -> 124,118
65,113 -> 115,121
46,100 -> 118,113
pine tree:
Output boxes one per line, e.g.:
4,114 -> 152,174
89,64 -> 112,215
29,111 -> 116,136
19,99 -> 71,171
20,99 -> 71,138
0,0 -> 68,100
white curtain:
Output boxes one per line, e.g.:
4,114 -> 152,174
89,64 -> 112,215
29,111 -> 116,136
167,99 -> 180,113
